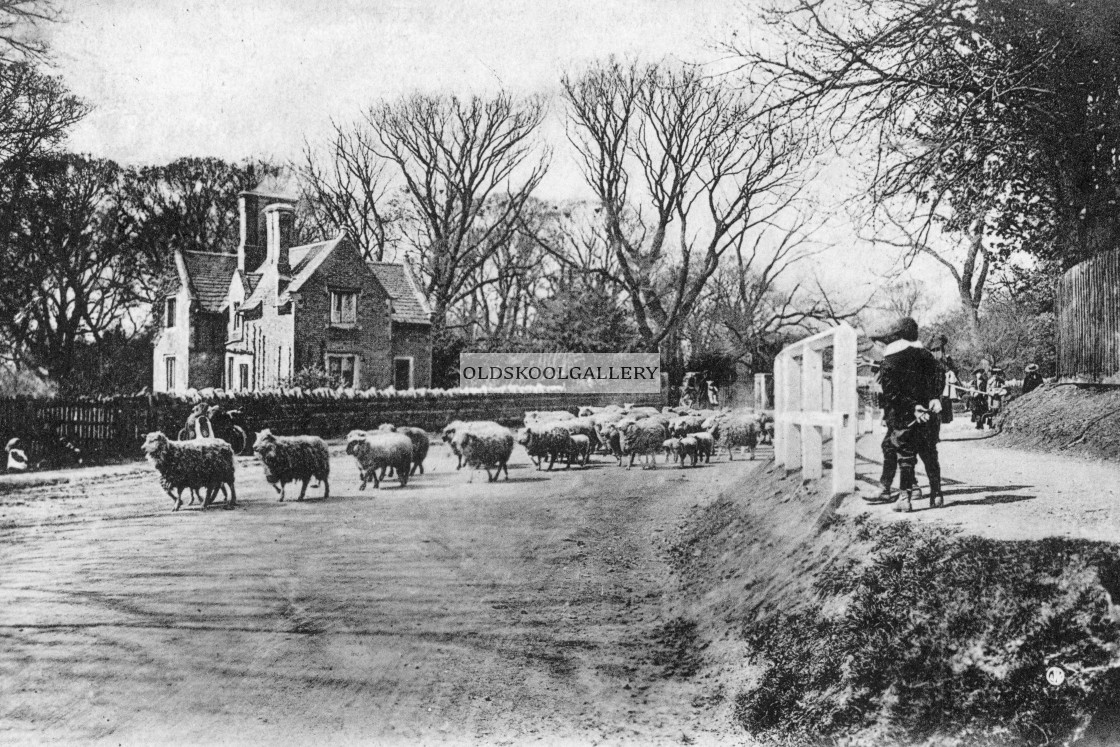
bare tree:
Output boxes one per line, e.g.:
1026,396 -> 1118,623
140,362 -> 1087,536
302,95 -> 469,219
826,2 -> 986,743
733,0 -> 1120,267
367,91 -> 550,332
0,61 -> 86,171
298,121 -> 399,262
561,58 -> 807,359
0,0 -> 57,61
688,221 -> 860,373
867,206 -> 990,340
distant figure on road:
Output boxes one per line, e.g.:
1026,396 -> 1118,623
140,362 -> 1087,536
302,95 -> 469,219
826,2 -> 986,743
1022,363 -> 1044,395
869,316 -> 945,513
707,380 -> 720,408
984,368 -> 1008,429
936,352 -> 959,424
6,437 -> 28,473
970,368 -> 989,429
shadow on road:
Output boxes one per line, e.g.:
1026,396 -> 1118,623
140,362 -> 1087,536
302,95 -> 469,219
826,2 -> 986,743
940,484 -> 1034,498
945,493 -> 1036,507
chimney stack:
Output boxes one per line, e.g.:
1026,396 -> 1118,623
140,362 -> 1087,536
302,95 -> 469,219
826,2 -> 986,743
237,191 -> 265,273
264,202 -> 296,274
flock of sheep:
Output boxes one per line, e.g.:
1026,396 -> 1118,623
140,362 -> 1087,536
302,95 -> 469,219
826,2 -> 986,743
140,403 -> 774,511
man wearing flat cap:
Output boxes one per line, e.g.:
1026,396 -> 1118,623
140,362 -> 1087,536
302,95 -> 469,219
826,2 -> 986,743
870,316 -> 945,512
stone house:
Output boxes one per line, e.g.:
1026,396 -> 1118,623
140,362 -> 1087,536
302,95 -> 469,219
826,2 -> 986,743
152,185 -> 432,393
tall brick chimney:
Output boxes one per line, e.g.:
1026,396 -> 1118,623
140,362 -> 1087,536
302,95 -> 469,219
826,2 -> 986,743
237,191 -> 265,273
264,202 -> 296,275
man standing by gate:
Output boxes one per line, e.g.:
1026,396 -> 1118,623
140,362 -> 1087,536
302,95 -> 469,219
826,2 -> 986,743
870,317 -> 945,512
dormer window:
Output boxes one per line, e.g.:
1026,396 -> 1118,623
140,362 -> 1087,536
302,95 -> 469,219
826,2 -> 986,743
165,297 -> 177,328
330,290 -> 357,327
232,301 -> 242,331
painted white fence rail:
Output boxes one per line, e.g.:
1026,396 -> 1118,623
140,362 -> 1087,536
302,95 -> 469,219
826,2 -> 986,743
773,323 -> 858,497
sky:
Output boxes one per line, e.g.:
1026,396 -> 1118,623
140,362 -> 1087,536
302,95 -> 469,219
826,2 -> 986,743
47,0 -> 744,199
41,0 -> 959,324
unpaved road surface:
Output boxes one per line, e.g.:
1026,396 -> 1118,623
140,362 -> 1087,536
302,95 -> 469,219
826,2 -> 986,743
0,443 -> 765,745
850,419 -> 1120,543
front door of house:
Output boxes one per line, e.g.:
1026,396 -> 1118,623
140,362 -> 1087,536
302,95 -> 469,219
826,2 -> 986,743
394,358 -> 412,390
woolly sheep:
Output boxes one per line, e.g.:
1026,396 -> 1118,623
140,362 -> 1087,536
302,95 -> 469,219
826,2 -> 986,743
662,437 -> 680,464
567,434 -> 591,468
551,416 -> 601,451
692,431 -> 714,464
252,429 -> 330,501
577,404 -> 622,418
621,419 -> 667,470
718,411 -> 760,461
519,424 -> 572,471
458,422 -> 515,483
524,410 -> 576,428
623,405 -> 661,419
346,430 -> 412,489
142,432 -> 236,512
678,436 -> 699,467
668,415 -> 706,438
377,424 -> 430,475
442,420 -> 468,469
603,424 -> 625,466
758,414 -> 775,445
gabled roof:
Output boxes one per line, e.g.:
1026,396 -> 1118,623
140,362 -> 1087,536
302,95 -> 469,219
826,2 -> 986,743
180,251 -> 239,313
244,273 -> 262,297
289,238 -> 337,283
369,262 -> 432,326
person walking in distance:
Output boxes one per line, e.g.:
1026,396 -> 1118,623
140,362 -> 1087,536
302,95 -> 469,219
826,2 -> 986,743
940,354 -> 960,424
969,367 -> 989,429
1022,363 -> 1044,395
870,317 -> 945,512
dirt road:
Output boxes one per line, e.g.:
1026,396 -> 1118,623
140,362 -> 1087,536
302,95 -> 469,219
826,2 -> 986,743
0,444 -> 764,745
849,419 -> 1120,543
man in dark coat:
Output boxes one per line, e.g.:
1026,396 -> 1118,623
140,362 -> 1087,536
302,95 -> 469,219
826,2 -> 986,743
870,316 -> 945,512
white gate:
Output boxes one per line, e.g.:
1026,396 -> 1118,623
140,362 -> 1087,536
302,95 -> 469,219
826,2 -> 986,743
773,323 -> 857,497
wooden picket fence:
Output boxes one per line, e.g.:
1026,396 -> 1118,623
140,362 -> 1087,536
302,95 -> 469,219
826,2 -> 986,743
1057,249 -> 1120,383
0,390 -> 662,467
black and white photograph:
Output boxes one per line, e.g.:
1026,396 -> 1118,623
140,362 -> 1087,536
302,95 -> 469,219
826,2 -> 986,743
2,0 -> 1120,744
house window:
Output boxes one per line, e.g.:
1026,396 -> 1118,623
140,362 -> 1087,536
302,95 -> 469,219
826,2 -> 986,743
165,297 -> 177,328
227,358 -> 234,390
239,363 -> 250,391
330,290 -> 357,326
394,357 -> 413,390
165,357 -> 176,391
232,301 -> 242,332
327,354 -> 357,388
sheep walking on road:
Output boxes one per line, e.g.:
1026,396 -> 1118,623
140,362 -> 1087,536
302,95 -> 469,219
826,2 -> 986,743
692,432 -> 714,464
622,419 -> 667,470
519,425 -> 572,471
457,422 -> 515,483
442,421 -> 469,469
347,430 -> 412,489
677,436 -> 700,467
663,437 -> 681,464
252,429 -> 330,502
567,434 -> 591,468
717,412 -> 761,461
377,424 -> 431,475
142,432 -> 236,512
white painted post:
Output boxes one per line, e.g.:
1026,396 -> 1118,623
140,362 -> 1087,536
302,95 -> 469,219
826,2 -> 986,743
754,372 -> 771,410
801,348 -> 823,480
831,325 -> 857,496
773,356 -> 787,467
771,322 -> 859,497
